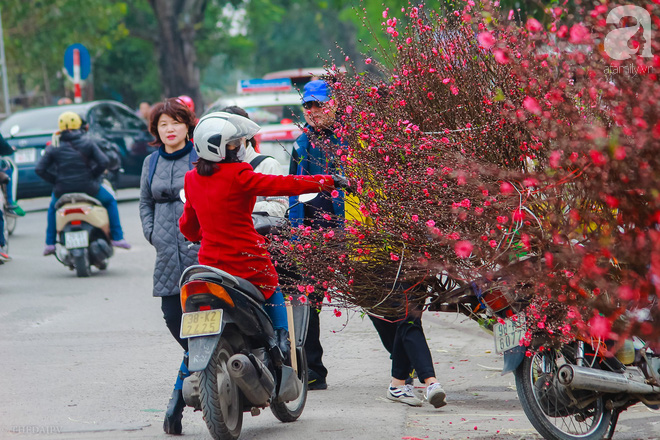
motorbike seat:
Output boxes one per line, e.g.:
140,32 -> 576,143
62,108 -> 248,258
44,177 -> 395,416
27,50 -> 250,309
181,265 -> 266,303
235,277 -> 266,303
55,193 -> 103,209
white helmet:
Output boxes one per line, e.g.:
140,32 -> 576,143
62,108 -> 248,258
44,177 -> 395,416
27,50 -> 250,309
193,112 -> 260,162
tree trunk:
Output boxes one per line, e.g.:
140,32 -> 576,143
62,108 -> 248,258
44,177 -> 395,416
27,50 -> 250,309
41,61 -> 51,105
148,0 -> 207,112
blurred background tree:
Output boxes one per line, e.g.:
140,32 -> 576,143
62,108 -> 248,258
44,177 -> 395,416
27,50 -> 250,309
1,0 -> 569,113
2,0 -> 128,107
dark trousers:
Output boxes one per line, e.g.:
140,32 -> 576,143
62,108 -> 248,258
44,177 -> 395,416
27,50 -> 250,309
369,311 -> 435,383
305,299 -> 327,379
0,210 -> 5,248
161,295 -> 188,352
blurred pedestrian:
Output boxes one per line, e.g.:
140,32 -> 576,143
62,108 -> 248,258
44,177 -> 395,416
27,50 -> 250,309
138,97 -> 198,435
0,132 -> 24,218
137,101 -> 152,122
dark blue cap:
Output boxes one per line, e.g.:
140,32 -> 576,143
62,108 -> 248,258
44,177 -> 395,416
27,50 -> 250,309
302,80 -> 331,103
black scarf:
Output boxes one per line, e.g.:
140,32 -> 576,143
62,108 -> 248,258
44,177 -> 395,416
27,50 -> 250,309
158,141 -> 193,160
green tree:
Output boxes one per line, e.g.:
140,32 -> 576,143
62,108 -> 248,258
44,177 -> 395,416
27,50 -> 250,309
2,0 -> 127,107
93,1 -> 161,108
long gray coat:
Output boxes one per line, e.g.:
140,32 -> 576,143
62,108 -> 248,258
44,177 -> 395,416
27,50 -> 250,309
139,151 -> 199,297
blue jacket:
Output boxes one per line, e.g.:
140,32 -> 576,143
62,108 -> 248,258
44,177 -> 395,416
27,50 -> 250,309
289,125 -> 344,228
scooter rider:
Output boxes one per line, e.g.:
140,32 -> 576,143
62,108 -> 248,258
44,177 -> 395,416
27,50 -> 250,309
35,111 -> 131,256
179,112 -> 343,368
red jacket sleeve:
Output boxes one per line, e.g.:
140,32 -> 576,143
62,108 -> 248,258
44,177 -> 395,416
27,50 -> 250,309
179,173 -> 203,242
234,163 -> 334,196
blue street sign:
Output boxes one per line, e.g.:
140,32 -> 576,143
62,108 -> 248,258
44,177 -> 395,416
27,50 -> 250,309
238,78 -> 292,94
64,44 -> 91,80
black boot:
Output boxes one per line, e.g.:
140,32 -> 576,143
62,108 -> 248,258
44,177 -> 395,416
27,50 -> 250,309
275,328 -> 291,366
163,388 -> 186,434
163,353 -> 190,434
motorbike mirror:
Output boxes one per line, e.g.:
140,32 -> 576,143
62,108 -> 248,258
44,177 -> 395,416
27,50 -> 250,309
298,193 -> 319,204
179,188 -> 187,203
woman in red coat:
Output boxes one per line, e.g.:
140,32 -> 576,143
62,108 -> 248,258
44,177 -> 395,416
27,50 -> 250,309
178,112 -> 339,351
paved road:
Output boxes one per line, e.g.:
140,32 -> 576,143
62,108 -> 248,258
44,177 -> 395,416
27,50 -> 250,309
1,193 -> 658,440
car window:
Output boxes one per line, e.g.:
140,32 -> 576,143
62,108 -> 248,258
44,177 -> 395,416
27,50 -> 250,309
113,105 -> 147,131
89,105 -> 123,131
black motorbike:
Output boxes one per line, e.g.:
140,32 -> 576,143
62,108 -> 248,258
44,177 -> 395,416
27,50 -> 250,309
178,214 -> 309,440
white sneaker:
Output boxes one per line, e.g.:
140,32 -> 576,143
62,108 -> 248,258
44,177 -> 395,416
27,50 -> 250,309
424,382 -> 447,408
387,384 -> 422,407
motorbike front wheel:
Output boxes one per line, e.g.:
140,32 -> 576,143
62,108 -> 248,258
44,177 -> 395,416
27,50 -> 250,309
270,347 -> 308,422
199,337 -> 243,440
515,345 -> 612,440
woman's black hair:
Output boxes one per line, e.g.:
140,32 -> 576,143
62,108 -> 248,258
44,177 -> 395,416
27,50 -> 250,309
195,157 -> 218,176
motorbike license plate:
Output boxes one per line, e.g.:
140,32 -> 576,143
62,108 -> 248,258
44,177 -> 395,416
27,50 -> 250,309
14,148 -> 36,164
64,231 -> 89,249
493,315 -> 526,354
180,310 -> 223,339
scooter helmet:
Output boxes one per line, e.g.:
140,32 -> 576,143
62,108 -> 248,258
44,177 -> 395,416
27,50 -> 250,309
177,95 -> 195,113
193,112 -> 260,162
58,111 -> 83,131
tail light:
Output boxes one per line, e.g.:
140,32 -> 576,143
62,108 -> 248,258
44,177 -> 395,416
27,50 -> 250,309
180,280 -> 234,311
61,207 -> 92,216
481,289 -> 511,312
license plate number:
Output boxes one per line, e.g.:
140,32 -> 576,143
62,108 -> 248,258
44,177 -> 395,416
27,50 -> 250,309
64,231 -> 89,249
493,315 -> 526,354
180,310 -> 223,338
14,148 -> 36,164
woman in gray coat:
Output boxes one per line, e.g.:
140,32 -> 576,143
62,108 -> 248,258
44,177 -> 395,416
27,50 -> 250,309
138,98 -> 198,435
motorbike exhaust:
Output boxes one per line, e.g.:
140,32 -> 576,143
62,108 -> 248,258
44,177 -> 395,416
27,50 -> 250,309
227,353 -> 275,406
557,364 -> 660,395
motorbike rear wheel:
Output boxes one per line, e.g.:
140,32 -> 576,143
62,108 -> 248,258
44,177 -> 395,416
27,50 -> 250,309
74,250 -> 91,277
270,347 -> 308,422
515,345 -> 612,440
200,337 -> 243,440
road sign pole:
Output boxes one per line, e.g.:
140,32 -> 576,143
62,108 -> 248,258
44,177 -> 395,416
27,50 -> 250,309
73,49 -> 82,103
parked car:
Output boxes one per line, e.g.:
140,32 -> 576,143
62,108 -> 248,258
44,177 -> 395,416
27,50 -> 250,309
0,100 -> 156,199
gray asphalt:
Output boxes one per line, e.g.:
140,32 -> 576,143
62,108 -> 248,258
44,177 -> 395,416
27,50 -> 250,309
1,192 -> 658,440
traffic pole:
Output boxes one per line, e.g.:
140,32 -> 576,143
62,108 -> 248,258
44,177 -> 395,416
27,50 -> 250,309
73,48 -> 82,103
